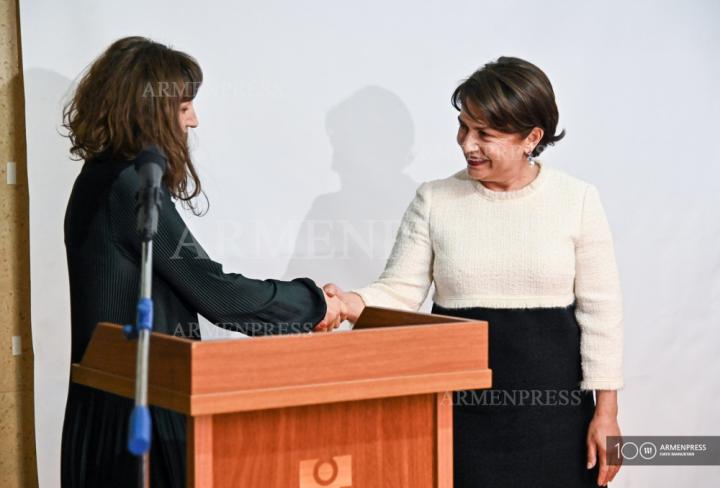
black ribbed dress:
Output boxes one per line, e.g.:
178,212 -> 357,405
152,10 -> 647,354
61,156 -> 327,487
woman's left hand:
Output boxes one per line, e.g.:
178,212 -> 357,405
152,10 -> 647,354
586,408 -> 622,486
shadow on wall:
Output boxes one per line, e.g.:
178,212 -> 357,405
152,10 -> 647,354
283,86 -> 419,294
23,67 -> 78,488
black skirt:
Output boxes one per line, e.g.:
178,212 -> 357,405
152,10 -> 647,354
432,303 -> 605,488
61,383 -> 186,487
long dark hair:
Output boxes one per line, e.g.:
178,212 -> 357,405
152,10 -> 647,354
63,36 -> 204,208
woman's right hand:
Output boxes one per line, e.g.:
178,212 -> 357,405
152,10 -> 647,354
313,291 -> 348,332
322,283 -> 366,324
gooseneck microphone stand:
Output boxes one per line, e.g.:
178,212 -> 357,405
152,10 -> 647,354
122,145 -> 168,488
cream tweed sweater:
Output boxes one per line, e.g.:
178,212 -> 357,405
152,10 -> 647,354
354,162 -> 624,390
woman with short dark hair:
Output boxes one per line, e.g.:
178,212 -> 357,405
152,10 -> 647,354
61,36 -> 345,487
327,56 -> 624,487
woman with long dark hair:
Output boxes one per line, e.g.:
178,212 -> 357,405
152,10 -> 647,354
61,36 -> 345,487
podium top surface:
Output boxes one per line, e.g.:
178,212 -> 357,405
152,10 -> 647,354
71,307 -> 491,416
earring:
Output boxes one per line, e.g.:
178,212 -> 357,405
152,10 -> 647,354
525,149 -> 536,166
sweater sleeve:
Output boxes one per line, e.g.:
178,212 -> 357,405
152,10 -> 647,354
574,184 -> 624,390
353,182 -> 434,310
109,166 -> 327,336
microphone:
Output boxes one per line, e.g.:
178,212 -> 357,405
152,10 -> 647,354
124,144 -> 167,477
134,144 -> 167,241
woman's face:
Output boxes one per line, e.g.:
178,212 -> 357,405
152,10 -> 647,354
179,100 -> 199,134
456,104 -> 542,182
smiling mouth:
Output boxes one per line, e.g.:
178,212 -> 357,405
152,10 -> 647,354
467,159 -> 489,167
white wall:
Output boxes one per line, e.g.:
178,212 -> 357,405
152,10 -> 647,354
19,0 -> 720,486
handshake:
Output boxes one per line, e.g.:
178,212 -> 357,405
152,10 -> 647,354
312,283 -> 366,332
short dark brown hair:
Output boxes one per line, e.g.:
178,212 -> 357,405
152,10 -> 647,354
451,56 -> 565,157
63,36 -> 203,205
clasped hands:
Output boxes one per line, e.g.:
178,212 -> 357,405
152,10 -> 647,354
312,283 -> 366,332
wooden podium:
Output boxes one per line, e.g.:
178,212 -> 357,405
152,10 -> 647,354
71,307 -> 491,488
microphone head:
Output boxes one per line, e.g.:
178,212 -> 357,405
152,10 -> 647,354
134,144 -> 168,173
134,144 -> 167,240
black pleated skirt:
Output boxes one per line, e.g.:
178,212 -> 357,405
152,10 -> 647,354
61,383 -> 186,487
432,302 -> 605,488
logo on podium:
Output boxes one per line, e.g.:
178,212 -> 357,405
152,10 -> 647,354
299,455 -> 352,487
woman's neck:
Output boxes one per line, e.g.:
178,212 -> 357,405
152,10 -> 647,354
481,163 -> 541,192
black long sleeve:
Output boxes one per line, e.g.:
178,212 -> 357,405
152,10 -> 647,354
107,163 -> 327,336
62,156 -> 328,488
